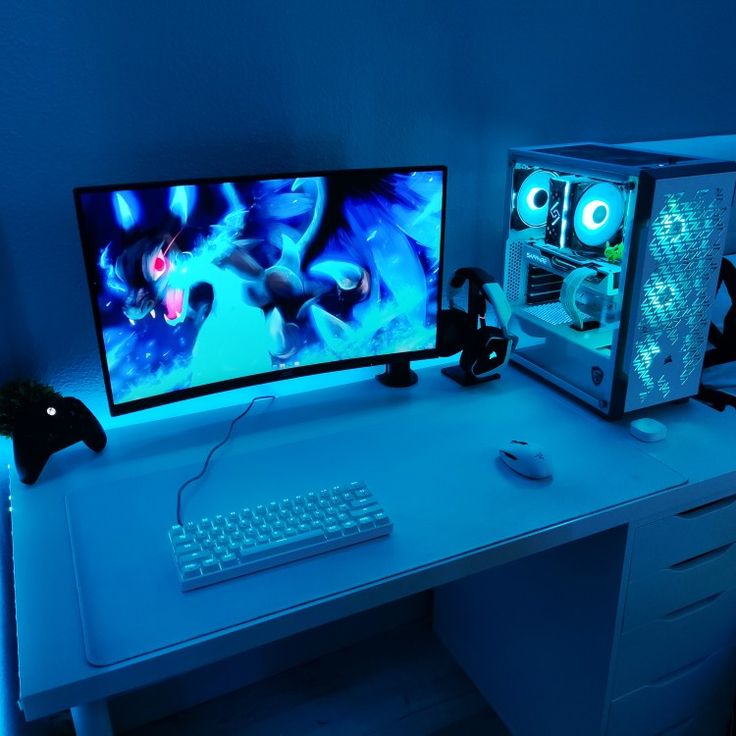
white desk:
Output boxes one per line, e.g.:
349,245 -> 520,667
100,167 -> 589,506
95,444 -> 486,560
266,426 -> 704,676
9,365 -> 736,735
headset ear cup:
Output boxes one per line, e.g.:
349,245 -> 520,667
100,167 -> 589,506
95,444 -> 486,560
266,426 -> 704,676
437,308 -> 468,357
459,327 -> 485,373
480,329 -> 511,375
462,326 -> 511,377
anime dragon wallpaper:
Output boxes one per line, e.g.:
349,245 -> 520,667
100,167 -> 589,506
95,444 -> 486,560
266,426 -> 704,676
77,168 -> 444,406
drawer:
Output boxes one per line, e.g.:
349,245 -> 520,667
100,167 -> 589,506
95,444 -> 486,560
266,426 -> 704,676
612,585 -> 736,697
607,646 -> 736,736
622,540 -> 736,632
628,493 -> 736,582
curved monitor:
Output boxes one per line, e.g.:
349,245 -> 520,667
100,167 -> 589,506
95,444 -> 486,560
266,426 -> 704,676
75,165 -> 447,415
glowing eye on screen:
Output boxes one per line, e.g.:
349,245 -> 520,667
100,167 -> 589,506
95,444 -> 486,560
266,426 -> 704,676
149,251 -> 169,281
581,200 -> 609,230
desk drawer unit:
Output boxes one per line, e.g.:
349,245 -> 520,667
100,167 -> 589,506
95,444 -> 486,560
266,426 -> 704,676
606,494 -> 736,735
607,646 -> 736,736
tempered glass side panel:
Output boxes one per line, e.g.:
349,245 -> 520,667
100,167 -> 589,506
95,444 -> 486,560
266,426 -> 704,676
504,157 -> 639,411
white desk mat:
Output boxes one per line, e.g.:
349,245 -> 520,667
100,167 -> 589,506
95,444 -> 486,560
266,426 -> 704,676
66,406 -> 687,666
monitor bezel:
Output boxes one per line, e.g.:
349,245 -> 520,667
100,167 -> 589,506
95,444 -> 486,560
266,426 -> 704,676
74,164 -> 448,416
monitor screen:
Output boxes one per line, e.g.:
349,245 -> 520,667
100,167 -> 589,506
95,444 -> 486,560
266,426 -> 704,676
75,165 -> 446,415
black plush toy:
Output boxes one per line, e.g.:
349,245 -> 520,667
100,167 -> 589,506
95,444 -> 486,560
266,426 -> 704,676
0,380 -> 107,485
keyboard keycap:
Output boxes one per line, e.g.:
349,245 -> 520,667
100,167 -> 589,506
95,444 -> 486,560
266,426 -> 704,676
175,541 -> 199,554
221,553 -> 238,567
202,558 -> 220,573
179,550 -> 209,564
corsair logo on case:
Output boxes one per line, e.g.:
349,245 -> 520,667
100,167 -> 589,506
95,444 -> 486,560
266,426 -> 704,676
591,366 -> 604,386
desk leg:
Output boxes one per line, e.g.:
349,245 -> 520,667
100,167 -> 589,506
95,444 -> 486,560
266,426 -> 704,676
71,699 -> 113,736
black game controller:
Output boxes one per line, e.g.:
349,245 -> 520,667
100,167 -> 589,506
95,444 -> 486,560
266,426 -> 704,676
12,397 -> 107,484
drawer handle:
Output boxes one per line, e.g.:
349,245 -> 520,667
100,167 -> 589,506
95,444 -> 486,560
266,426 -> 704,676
670,542 -> 734,571
677,494 -> 736,518
661,592 -> 722,621
649,655 -> 709,688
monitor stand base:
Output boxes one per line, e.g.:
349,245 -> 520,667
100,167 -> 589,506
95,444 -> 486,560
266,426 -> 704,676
376,360 -> 418,388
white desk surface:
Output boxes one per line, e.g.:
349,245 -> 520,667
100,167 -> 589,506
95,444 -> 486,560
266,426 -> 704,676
9,364 -> 734,719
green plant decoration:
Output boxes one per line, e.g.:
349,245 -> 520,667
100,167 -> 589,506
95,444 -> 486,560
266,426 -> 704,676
0,380 -> 63,438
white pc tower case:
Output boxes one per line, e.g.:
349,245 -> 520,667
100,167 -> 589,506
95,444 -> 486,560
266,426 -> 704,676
502,143 -> 736,417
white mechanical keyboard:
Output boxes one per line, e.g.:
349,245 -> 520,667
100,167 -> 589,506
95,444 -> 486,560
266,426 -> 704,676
168,481 -> 393,591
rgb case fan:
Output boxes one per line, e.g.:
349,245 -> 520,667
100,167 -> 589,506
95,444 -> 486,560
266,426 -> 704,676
511,169 -> 553,230
503,142 -> 736,417
569,180 -> 626,250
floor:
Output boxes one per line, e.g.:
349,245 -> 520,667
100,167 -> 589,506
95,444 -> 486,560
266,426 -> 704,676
117,618 -> 510,736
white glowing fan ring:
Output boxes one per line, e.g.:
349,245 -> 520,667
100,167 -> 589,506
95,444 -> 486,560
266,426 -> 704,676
573,183 -> 624,247
516,170 -> 553,228
581,200 -> 609,230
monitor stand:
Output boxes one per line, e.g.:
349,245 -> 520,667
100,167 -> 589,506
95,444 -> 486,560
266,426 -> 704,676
376,359 -> 418,388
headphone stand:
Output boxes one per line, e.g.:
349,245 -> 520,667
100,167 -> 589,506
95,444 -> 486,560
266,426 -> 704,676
376,359 -> 418,388
441,365 -> 501,387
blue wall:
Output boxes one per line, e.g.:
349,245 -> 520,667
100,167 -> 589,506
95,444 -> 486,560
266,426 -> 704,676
2,0 -> 736,407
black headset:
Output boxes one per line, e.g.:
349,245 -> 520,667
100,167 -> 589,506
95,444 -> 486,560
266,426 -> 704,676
438,267 -> 517,380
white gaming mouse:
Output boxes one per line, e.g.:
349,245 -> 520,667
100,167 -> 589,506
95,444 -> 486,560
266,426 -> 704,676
499,439 -> 553,480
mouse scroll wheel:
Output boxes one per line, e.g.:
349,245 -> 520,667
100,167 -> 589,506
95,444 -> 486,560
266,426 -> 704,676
501,451 -> 517,460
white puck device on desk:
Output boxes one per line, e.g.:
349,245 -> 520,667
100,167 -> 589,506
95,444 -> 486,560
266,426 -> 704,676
629,418 -> 667,443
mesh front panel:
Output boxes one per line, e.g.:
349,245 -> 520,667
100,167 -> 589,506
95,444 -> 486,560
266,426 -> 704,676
504,240 -> 524,302
625,174 -> 735,411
